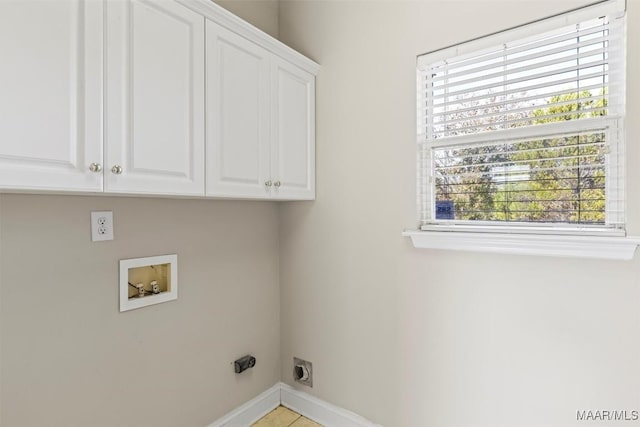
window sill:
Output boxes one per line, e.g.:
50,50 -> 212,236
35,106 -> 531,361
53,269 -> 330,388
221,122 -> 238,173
402,230 -> 640,260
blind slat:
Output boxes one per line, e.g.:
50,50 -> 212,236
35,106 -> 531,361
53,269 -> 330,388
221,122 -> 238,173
429,71 -> 612,120
434,95 -> 607,128
433,107 -> 608,137
430,39 -> 609,87
431,61 -> 607,101
433,163 -> 607,180
435,140 -> 606,162
427,82 -> 612,117
424,116 -> 616,149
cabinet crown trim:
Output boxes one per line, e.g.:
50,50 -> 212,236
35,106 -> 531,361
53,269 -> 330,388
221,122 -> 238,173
176,0 -> 320,74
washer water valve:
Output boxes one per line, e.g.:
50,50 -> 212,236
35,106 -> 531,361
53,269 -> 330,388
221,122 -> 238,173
135,283 -> 145,297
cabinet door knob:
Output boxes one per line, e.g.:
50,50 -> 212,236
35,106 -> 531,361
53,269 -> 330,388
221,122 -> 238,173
274,181 -> 281,188
89,162 -> 102,173
265,180 -> 273,187
111,165 -> 123,175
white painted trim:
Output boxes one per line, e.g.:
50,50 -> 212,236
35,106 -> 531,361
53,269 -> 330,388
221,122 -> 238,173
206,383 -> 382,427
403,230 -> 640,260
176,0 -> 319,74
207,383 -> 281,427
280,383 -> 383,427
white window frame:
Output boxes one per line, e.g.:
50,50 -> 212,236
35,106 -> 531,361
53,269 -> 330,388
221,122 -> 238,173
404,0 -> 640,259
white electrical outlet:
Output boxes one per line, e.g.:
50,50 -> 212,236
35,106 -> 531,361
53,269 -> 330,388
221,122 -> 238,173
91,211 -> 114,242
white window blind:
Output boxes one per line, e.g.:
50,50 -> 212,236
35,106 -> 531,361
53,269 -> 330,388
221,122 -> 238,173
417,3 -> 626,234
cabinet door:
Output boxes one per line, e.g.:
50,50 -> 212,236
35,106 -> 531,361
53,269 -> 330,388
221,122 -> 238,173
105,0 -> 205,196
0,0 -> 103,192
271,58 -> 316,200
206,20 -> 271,198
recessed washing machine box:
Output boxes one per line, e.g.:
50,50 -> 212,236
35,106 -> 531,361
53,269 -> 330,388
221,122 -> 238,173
119,254 -> 178,312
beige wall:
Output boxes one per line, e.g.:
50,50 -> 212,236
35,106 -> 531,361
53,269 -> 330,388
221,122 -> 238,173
0,3 -> 281,427
0,195 -> 280,427
214,0 -> 279,39
278,1 -> 640,426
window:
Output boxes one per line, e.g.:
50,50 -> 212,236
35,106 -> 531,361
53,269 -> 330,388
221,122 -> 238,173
416,2 -> 627,237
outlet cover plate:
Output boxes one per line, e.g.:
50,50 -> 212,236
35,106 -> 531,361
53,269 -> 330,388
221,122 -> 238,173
91,211 -> 114,242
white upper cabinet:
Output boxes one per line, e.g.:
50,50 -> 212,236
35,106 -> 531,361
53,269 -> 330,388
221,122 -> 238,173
271,58 -> 316,200
206,19 -> 316,200
105,0 -> 205,196
0,0 -> 103,192
206,20 -> 271,198
0,0 -> 317,199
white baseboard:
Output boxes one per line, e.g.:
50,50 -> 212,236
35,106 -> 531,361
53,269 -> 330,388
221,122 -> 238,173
207,382 -> 381,427
280,383 -> 382,427
207,383 -> 281,427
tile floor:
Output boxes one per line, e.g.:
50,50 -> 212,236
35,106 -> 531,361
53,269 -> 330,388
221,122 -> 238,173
252,406 -> 323,427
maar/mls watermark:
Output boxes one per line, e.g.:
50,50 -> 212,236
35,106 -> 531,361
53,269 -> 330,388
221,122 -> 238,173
577,410 -> 639,422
